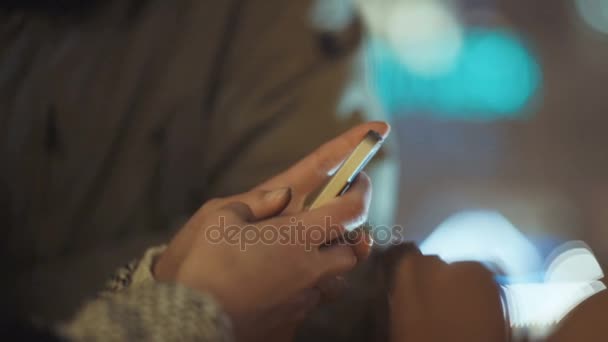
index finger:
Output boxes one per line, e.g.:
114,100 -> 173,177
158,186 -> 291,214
254,121 -> 390,192
266,172 -> 372,247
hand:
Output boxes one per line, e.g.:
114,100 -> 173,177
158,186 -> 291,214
211,121 -> 390,260
198,121 -> 390,305
155,177 -> 369,340
390,256 -> 508,342
155,122 -> 388,341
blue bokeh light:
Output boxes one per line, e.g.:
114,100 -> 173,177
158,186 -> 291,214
420,211 -> 544,280
365,28 -> 542,120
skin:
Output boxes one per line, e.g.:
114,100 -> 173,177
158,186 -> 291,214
547,290 -> 608,342
154,122 -> 390,341
390,256 -> 509,342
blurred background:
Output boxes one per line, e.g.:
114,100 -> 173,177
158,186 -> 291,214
341,0 -> 608,271
339,0 -> 608,334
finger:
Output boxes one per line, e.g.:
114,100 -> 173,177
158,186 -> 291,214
252,187 -> 292,219
212,188 -> 291,221
316,244 -> 357,278
301,172 -> 373,245
236,188 -> 292,220
218,201 -> 256,222
255,122 -> 390,192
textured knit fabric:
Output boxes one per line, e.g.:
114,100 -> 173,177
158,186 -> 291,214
59,283 -> 233,342
104,245 -> 168,293
59,245 -> 234,341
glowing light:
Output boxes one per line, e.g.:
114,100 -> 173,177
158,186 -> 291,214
311,0 -> 355,31
356,0 -> 463,76
364,28 -> 542,119
504,242 -> 606,336
420,211 -> 607,336
355,0 -> 402,37
576,0 -> 608,34
385,0 -> 463,75
420,211 -> 543,277
505,282 -> 606,330
545,241 -> 605,282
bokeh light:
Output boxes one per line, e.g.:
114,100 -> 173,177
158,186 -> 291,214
421,212 -> 606,335
576,0 -> 608,34
311,0 -> 355,31
385,0 -> 463,75
365,28 -> 541,119
545,241 -> 605,283
420,211 -> 544,278
505,282 -> 606,334
505,242 -> 605,336
357,0 -> 464,76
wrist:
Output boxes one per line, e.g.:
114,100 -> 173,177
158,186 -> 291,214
152,249 -> 174,282
106,245 -> 168,293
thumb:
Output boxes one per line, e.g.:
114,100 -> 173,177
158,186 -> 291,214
241,187 -> 292,220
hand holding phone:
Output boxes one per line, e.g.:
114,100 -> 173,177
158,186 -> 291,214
305,130 -> 385,301
304,130 -> 385,210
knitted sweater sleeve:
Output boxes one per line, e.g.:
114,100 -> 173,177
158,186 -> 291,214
57,246 -> 234,342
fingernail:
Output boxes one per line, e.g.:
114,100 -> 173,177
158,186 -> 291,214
265,187 -> 290,201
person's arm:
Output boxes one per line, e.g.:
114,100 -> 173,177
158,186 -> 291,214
57,122 -> 387,342
56,246 -> 233,342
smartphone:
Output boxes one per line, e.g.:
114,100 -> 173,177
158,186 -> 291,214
304,130 -> 385,210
